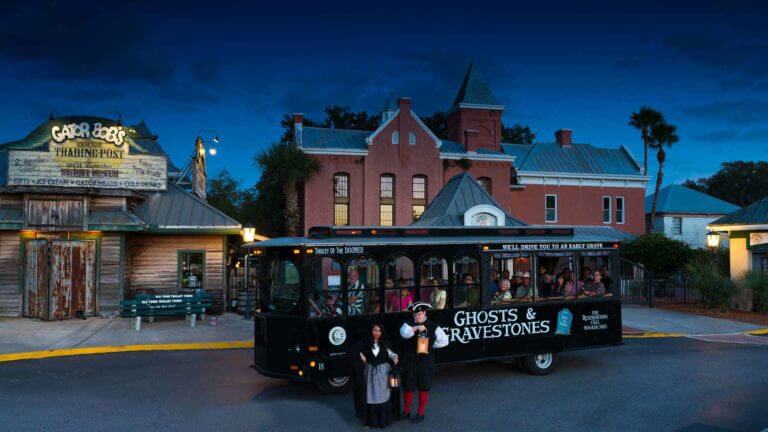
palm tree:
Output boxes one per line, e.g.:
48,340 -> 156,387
256,142 -> 321,237
629,107 -> 664,175
647,121 -> 679,233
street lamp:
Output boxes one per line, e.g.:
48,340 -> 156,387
242,224 -> 256,243
707,231 -> 720,249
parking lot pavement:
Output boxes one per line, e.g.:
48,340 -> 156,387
621,304 -> 764,335
1,338 -> 767,432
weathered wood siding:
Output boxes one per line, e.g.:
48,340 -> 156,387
91,196 -> 125,211
99,233 -> 122,311
126,234 -> 224,295
0,232 -> 21,317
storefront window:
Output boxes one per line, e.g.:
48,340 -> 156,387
308,257 -> 343,318
179,251 -> 205,290
347,256 -> 380,315
384,255 -> 415,313
266,259 -> 300,313
453,255 -> 480,308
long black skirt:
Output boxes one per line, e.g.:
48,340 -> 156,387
364,387 -> 401,428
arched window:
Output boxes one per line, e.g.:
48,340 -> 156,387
453,255 -> 480,308
333,173 -> 350,226
380,174 -> 395,226
347,256 -> 380,315
408,131 -> 416,145
308,257 -> 343,318
392,131 -> 399,144
384,255 -> 415,313
477,177 -> 492,195
412,175 -> 427,222
420,256 -> 449,310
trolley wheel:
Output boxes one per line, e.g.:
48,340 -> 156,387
521,352 -> 558,376
314,376 -> 351,394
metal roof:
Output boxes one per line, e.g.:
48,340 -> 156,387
249,226 -> 633,248
502,142 -> 642,176
450,63 -> 502,110
132,182 -> 241,232
301,127 -> 371,150
88,210 -> 145,230
645,185 -> 739,215
710,196 -> 768,226
412,172 -> 526,227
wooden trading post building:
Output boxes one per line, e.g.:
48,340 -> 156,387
0,116 -> 241,319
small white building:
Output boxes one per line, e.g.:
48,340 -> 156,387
645,185 -> 739,248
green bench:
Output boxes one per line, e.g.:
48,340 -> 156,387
120,293 -> 213,331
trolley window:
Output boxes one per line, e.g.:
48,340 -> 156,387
308,257 -> 343,318
580,252 -> 613,295
419,256 -> 449,310
347,256 -> 380,315
384,255 -> 415,313
489,253 -> 532,305
453,255 -> 480,308
538,252 -> 576,299
266,259 -> 300,313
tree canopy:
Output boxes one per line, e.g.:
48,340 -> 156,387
622,233 -> 694,276
502,123 -> 536,144
683,161 -> 768,207
206,170 -> 259,226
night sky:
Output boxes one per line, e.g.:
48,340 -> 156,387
1,0 -> 766,189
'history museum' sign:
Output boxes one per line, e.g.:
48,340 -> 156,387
7,121 -> 167,191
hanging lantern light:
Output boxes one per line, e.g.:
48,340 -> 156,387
706,231 -> 720,249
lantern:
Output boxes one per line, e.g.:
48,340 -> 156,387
242,224 -> 256,243
388,369 -> 400,388
706,231 -> 720,249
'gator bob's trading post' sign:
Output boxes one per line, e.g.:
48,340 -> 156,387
7,121 -> 167,190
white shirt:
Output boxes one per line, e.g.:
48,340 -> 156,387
399,322 -> 449,348
372,342 -> 397,360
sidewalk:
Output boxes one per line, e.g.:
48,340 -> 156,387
622,304 -> 765,335
0,313 -> 253,356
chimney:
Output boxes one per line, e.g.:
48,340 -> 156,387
192,137 -> 207,201
397,97 -> 412,113
555,129 -> 572,147
293,113 -> 303,146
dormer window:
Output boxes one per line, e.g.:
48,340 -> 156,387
409,132 -> 416,145
392,131 -> 399,145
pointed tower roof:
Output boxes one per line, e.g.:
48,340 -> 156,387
411,173 -> 525,227
450,63 -> 504,111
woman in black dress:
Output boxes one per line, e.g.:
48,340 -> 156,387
357,323 -> 400,428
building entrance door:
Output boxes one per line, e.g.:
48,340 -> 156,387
23,239 -> 96,320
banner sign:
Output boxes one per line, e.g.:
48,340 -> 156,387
500,242 -> 607,251
7,121 -> 166,191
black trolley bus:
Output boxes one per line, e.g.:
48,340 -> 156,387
247,225 -> 627,394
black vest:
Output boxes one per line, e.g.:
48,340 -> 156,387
403,318 -> 438,360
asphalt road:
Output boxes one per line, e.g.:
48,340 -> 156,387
1,338 -> 767,432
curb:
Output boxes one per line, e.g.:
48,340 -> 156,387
0,340 -> 254,364
622,332 -> 685,339
744,328 -> 768,336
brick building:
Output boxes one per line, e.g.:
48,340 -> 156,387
296,64 -> 649,234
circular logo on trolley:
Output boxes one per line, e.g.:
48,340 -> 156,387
328,326 -> 347,346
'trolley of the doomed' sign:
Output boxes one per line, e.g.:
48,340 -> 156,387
7,121 -> 167,191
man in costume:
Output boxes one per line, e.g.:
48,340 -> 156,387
399,302 -> 449,423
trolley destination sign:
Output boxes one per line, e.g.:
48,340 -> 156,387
7,121 -> 166,191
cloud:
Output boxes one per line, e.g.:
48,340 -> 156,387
688,127 -> 768,143
682,99 -> 768,125
689,129 -> 739,143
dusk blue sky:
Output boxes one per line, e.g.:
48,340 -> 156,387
1,0 -> 766,191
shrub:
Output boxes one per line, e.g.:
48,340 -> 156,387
623,234 -> 694,276
737,271 -> 768,314
688,256 -> 738,311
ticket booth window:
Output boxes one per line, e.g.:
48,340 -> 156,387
179,251 -> 206,290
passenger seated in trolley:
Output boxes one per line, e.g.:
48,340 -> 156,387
511,272 -> 531,301
491,279 -> 513,305
310,293 -> 343,318
428,278 -> 446,310
399,278 -> 414,311
538,272 -> 555,298
581,270 -> 607,297
347,268 -> 366,316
